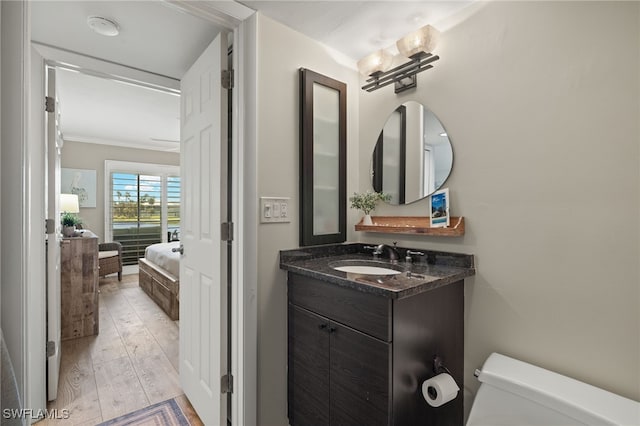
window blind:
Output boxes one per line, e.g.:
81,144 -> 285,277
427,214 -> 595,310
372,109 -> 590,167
110,172 -> 180,265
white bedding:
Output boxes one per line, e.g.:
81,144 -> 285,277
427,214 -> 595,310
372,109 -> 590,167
145,241 -> 180,277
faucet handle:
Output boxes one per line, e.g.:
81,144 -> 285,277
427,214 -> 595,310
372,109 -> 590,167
405,250 -> 425,263
364,245 -> 381,258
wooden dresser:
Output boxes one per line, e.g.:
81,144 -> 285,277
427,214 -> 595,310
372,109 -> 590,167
61,236 -> 99,340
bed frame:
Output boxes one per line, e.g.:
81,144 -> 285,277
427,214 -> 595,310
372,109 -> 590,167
138,258 -> 179,320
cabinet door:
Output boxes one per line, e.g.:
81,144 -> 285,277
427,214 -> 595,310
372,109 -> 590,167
329,322 -> 391,426
288,304 -> 330,426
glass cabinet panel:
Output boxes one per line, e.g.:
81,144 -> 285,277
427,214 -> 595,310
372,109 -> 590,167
300,68 -> 346,246
312,83 -> 340,235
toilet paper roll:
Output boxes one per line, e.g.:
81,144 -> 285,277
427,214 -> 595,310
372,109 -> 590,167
422,373 -> 460,407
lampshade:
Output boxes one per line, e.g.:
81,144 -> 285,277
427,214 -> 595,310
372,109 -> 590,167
396,25 -> 439,58
357,49 -> 393,76
60,193 -> 80,213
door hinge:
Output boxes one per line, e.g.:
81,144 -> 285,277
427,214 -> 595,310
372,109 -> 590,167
46,341 -> 56,358
45,218 -> 56,235
221,69 -> 234,90
221,222 -> 234,242
45,96 -> 55,113
221,373 -> 233,393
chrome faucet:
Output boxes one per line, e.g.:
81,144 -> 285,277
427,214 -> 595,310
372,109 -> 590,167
373,243 -> 399,264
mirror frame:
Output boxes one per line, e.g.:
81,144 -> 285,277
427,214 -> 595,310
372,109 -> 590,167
299,68 -> 347,246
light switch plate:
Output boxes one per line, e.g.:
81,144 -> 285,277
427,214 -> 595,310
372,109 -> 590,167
260,197 -> 291,223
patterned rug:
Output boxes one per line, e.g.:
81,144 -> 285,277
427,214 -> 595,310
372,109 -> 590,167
98,398 -> 190,426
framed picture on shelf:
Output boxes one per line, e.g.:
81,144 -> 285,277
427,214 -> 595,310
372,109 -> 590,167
430,188 -> 450,228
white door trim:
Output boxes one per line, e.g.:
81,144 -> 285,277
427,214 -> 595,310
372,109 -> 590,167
2,0 -> 35,419
231,15 -> 258,426
164,0 -> 254,28
31,41 -> 179,93
3,0 -> 50,421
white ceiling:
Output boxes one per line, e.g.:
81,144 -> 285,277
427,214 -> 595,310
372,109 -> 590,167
31,1 -> 225,79
31,1 -> 472,152
240,1 -> 473,60
56,68 -> 181,151
32,1 -> 227,152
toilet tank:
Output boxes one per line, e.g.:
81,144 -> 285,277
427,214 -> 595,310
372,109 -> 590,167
466,353 -> 640,426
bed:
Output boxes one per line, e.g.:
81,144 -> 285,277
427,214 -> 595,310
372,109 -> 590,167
138,241 -> 180,320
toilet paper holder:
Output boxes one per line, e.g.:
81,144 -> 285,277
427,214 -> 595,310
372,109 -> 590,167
433,355 -> 453,376
422,355 -> 460,407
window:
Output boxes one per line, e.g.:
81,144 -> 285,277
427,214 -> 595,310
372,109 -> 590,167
167,176 -> 181,238
105,161 -> 180,266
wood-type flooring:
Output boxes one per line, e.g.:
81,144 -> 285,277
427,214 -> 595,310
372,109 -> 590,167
37,274 -> 202,425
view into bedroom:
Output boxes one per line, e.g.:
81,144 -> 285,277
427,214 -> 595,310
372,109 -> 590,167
31,2 -> 231,424
52,67 -> 188,424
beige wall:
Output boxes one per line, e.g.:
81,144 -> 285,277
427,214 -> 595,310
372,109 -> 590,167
358,0 -> 639,401
254,14 -> 361,426
61,141 -> 180,241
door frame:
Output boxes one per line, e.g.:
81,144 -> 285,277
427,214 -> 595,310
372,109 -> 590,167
3,0 -> 41,419
14,2 -> 258,424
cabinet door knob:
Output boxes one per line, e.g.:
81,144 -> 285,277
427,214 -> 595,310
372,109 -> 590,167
328,326 -> 337,333
318,323 -> 327,330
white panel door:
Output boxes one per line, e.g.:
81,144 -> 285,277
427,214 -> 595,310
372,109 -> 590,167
45,66 -> 62,402
179,32 -> 229,426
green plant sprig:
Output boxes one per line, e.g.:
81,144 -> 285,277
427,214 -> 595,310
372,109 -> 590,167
61,212 -> 82,227
349,191 -> 391,215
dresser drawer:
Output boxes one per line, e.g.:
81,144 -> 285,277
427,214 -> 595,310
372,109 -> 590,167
288,272 -> 391,341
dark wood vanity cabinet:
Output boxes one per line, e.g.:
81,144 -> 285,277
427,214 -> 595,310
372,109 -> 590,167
289,305 -> 391,426
287,272 -> 464,426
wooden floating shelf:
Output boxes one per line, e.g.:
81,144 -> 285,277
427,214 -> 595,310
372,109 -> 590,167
354,216 -> 465,237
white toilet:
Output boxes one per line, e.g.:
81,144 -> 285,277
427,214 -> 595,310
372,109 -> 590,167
466,353 -> 640,425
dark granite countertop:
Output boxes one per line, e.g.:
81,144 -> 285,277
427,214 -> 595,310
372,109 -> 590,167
280,243 -> 475,299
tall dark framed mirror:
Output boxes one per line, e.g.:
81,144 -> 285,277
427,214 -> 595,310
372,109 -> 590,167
299,68 -> 347,246
372,101 -> 453,205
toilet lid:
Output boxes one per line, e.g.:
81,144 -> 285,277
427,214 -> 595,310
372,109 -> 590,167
476,353 -> 640,425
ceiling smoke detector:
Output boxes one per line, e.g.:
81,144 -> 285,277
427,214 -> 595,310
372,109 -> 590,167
87,16 -> 120,37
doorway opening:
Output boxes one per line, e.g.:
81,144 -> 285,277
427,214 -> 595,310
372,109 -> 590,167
32,3 -> 239,424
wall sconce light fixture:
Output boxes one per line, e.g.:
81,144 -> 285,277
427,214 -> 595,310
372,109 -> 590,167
359,24 -> 440,94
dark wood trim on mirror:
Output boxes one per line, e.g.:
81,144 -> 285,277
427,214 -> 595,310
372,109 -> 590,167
397,105 -> 407,205
299,68 -> 347,246
372,105 -> 407,204
372,132 -> 384,193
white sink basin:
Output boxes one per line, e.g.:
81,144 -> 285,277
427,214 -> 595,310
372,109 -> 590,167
332,265 -> 401,276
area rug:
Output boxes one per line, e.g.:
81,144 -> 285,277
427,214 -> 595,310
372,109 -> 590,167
98,398 -> 190,426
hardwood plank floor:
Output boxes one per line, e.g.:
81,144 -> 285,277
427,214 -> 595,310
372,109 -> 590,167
37,274 -> 201,425
93,356 -> 149,420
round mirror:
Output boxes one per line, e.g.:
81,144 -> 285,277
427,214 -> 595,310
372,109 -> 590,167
371,101 -> 453,205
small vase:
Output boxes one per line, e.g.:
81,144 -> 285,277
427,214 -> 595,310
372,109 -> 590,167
362,214 -> 373,226
62,225 -> 76,237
